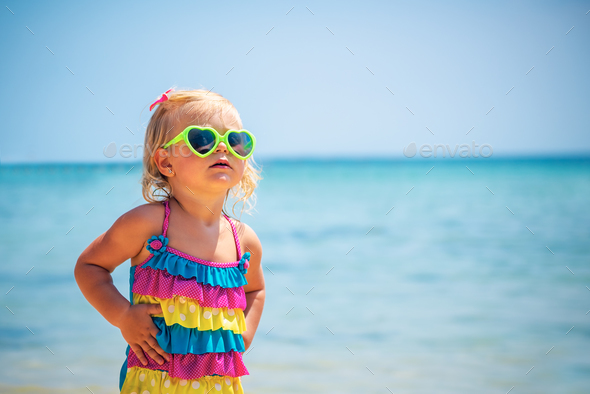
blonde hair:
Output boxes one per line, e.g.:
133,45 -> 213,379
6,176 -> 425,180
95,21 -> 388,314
140,87 -> 263,219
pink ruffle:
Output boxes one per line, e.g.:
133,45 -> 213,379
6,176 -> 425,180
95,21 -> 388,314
133,266 -> 247,310
127,348 -> 249,379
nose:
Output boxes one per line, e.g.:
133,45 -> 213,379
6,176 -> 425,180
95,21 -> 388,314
215,141 -> 229,153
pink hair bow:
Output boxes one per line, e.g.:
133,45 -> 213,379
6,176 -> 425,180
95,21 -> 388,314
149,88 -> 175,111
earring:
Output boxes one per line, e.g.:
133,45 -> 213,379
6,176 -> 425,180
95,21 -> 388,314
167,167 -> 174,175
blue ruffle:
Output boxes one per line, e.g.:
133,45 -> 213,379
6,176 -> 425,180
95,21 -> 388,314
153,317 -> 245,355
142,251 -> 248,288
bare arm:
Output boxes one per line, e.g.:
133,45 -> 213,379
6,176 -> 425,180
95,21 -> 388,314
75,231 -> 137,327
240,224 -> 265,351
243,290 -> 265,351
74,204 -> 169,365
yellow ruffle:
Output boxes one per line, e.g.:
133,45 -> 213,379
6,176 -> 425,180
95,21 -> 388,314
121,366 -> 244,394
133,294 -> 247,334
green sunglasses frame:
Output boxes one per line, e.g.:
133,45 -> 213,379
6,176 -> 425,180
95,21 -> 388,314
162,125 -> 256,160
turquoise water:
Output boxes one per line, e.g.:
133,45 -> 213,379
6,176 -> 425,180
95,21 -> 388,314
0,158 -> 589,393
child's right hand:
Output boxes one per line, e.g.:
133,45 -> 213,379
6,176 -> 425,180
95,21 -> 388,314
117,303 -> 170,366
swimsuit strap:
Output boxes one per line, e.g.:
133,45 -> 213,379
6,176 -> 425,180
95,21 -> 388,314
223,214 -> 242,260
162,199 -> 171,237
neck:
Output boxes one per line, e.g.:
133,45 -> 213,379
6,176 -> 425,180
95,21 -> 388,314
170,192 -> 227,227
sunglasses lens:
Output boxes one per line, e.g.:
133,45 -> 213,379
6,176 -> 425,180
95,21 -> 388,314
228,131 -> 254,158
187,128 -> 216,155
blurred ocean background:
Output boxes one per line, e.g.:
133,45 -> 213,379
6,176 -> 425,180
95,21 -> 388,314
1,157 -> 589,394
2,0 -> 590,392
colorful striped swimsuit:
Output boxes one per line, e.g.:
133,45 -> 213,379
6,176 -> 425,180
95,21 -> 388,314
119,199 -> 251,394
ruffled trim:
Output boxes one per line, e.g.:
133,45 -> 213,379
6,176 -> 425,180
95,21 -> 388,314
134,294 -> 246,334
121,366 -> 244,394
133,265 -> 247,310
127,348 -> 249,380
141,252 -> 248,289
167,247 -> 241,268
153,317 -> 245,355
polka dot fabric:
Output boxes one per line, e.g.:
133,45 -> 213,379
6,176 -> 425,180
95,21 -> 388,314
123,367 -> 244,394
132,294 -> 246,333
133,266 -> 247,310
120,199 -> 249,394
127,348 -> 248,380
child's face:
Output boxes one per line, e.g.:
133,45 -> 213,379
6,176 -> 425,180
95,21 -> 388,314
162,111 -> 246,196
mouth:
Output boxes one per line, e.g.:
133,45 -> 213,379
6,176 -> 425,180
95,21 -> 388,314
210,159 -> 232,169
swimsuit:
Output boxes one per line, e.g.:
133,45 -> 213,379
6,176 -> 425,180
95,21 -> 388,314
119,199 -> 251,393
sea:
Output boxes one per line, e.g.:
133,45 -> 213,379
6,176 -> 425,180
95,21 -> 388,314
1,157 -> 589,394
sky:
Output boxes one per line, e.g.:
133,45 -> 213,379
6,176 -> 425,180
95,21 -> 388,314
1,0 -> 589,163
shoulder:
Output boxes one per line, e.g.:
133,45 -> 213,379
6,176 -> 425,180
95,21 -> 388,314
76,202 -> 167,273
114,202 -> 165,229
119,202 -> 166,226
230,218 -> 263,258
110,202 -> 166,241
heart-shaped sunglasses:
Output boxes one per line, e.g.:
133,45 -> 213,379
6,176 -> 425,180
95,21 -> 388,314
162,125 -> 256,160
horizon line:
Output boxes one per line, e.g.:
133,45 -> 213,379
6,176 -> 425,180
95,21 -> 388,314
1,152 -> 590,167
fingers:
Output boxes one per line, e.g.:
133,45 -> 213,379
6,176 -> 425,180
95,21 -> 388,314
130,343 -> 148,367
140,341 -> 166,365
125,303 -> 168,366
137,303 -> 162,316
146,317 -> 169,362
147,336 -> 170,362
149,303 -> 163,315
149,323 -> 160,338
127,336 -> 168,366
146,308 -> 166,357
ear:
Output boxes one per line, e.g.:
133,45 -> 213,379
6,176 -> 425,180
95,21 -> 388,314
153,147 -> 173,176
